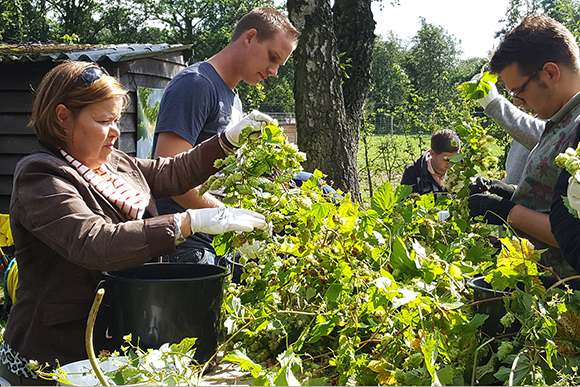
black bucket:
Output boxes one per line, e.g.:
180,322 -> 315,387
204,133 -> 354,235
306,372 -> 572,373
97,263 -> 229,364
224,254 -> 244,284
468,275 -> 580,337
468,276 -> 518,337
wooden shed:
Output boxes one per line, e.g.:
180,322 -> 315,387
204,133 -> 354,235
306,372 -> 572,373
0,43 -> 193,213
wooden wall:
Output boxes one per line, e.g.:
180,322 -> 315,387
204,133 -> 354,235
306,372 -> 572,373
0,49 -> 190,213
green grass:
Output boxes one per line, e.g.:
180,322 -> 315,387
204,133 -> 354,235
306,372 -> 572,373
357,133 -> 431,204
357,133 -> 506,205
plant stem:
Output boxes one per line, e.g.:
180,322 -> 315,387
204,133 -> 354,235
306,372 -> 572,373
546,275 -> 580,292
86,288 -> 109,386
509,349 -> 528,386
471,337 -> 495,386
463,295 -> 506,308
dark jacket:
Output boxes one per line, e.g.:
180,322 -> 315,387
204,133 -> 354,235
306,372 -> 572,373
5,136 -> 225,367
550,125 -> 580,274
400,151 -> 447,196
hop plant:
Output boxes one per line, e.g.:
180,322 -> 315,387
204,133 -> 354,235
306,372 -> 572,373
556,144 -> 580,182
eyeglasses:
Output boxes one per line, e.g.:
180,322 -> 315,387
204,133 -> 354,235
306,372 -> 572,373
76,66 -> 109,85
508,66 -> 543,102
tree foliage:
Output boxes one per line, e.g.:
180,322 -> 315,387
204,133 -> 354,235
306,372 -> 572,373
0,0 -> 50,43
134,0 -> 275,61
404,18 -> 461,105
368,33 -> 410,113
498,0 -> 580,39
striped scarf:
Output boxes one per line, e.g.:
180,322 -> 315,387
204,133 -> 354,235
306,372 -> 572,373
60,149 -> 148,220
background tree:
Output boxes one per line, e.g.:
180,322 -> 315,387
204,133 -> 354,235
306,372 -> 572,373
498,0 -> 580,38
333,0 -> 375,155
0,0 -> 50,43
47,0 -> 100,43
95,0 -> 167,44
259,56 -> 296,113
403,18 -> 460,108
288,0 -> 375,202
368,33 -> 411,113
134,0 -> 275,61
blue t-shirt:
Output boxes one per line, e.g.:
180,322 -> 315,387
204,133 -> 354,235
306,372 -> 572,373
153,62 -> 243,252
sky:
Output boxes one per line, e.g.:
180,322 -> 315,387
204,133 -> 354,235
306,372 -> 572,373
371,0 -> 513,59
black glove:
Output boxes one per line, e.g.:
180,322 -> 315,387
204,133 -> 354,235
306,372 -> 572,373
469,177 -> 515,199
468,193 -> 517,225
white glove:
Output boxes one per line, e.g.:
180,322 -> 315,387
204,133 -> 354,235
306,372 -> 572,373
187,207 -> 268,235
568,177 -> 580,212
238,239 -> 266,259
470,73 -> 499,108
223,110 -> 274,147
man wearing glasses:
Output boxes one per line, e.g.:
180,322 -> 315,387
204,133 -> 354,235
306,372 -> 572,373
470,72 -> 544,186
468,15 -> 580,276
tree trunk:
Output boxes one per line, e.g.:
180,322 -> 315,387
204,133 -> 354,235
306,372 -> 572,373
333,0 -> 375,151
287,0 -> 361,202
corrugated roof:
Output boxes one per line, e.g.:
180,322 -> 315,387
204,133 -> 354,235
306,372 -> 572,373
0,43 -> 192,63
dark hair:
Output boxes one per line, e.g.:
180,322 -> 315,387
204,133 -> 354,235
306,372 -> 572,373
490,15 -> 580,76
231,7 -> 300,44
431,129 -> 460,154
29,60 -> 128,149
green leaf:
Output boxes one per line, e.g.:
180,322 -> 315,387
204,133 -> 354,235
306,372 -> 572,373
391,287 -> 420,309
305,287 -> 316,300
493,354 -> 531,385
497,341 -> 514,361
213,232 -> 235,256
391,237 -> 421,275
274,350 -> 302,386
253,374 -> 273,386
111,371 -> 125,386
308,316 -> 339,343
422,334 -> 439,381
170,337 -> 197,354
461,314 -> 489,334
310,202 -> 335,220
222,349 -> 264,378
371,181 -> 395,216
326,283 -> 342,302
493,366 -> 511,382
305,377 -> 327,386
395,183 -> 412,202
263,125 -> 283,142
437,365 -> 455,386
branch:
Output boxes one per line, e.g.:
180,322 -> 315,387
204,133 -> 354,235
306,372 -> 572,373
86,288 -> 109,386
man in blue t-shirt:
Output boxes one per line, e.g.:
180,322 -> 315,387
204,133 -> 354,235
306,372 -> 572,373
153,7 -> 300,264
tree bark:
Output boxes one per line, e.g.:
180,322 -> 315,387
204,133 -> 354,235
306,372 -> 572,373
288,0 -> 362,202
333,0 -> 375,148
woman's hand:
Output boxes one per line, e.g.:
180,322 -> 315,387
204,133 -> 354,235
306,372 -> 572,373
185,207 -> 268,235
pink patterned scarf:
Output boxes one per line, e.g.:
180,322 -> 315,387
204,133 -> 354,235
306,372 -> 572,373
60,149 -> 148,220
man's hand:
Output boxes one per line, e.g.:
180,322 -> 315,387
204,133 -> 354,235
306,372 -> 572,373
222,110 -> 274,148
469,177 -> 515,199
568,177 -> 580,212
470,73 -> 499,108
187,207 -> 268,235
468,193 -> 517,225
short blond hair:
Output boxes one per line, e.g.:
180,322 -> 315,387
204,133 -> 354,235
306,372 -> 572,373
29,60 -> 128,148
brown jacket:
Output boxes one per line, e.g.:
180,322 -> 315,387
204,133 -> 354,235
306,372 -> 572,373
5,136 -> 225,367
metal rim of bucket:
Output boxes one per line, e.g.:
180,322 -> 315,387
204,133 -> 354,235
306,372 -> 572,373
102,262 -> 230,283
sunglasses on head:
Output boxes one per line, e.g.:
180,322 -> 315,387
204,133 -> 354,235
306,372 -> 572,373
77,66 -> 109,85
